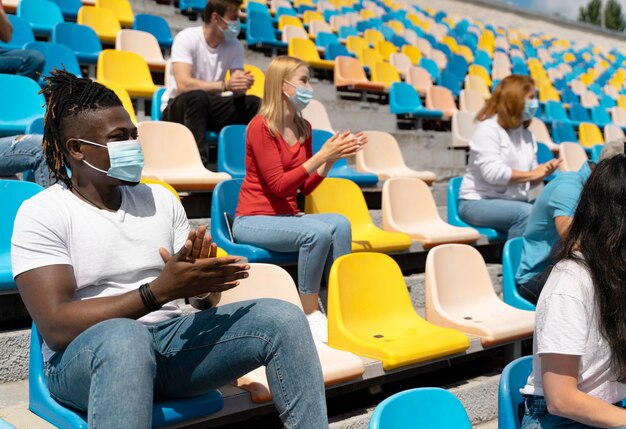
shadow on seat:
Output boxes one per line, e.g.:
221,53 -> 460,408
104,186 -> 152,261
498,356 -> 532,429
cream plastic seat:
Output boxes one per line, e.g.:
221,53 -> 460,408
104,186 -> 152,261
415,37 -> 432,57
604,124 -> 625,142
425,244 -> 534,347
426,86 -> 457,119
559,142 -> 588,172
458,89 -> 485,115
216,263 -> 365,403
406,66 -> 432,96
281,24 -> 308,43
137,121 -> 231,190
115,29 -> 166,70
528,118 -> 559,152
464,75 -> 490,100
451,111 -> 476,149
611,106 -> 626,127
302,99 -> 335,133
389,53 -> 412,78
580,90 -> 599,109
308,20 -> 332,38
382,178 -> 479,247
430,49 -> 447,70
357,131 -> 436,183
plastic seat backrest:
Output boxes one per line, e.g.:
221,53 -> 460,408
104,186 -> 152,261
23,41 -> 82,83
304,178 -> 372,228
369,387 -> 472,429
282,25 -> 308,42
579,122 -> 603,147
612,106 -> 626,126
26,117 -> 44,134
151,87 -> 165,120
359,48 -> 383,69
427,86 -> 457,112
96,0 -> 134,27
133,14 -> 173,47
288,37 -> 322,62
97,49 -> 155,89
406,66 -> 433,93
78,6 -> 122,41
559,142 -> 588,171
459,89 -> 485,114
309,20 -> 333,37
372,61 -> 400,88
49,0 -> 82,19
390,53 -> 412,76
551,120 -> 577,143
401,44 -> 422,64
105,82 -> 138,123
345,36 -> 367,56
247,13 -> 279,44
0,75 -> 46,136
383,177 -> 440,228
302,99 -> 335,133
137,121 -> 206,170
359,131 -> 408,172
115,29 -> 165,64
52,22 -> 103,59
569,102 -> 590,123
315,31 -> 337,50
17,0 -> 64,35
0,15 -> 35,49
592,106 -> 612,127
545,101 -> 568,122
452,110 -> 476,146
604,124 -> 625,142
334,56 -> 369,87
501,237 -> 535,311
498,356 -> 533,429
419,57 -> 440,81
217,125 -> 247,178
278,15 -> 303,30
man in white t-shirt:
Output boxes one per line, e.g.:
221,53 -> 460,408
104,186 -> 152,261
11,70 -> 328,428
162,0 -> 260,166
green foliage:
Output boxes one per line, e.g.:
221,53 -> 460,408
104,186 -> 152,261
578,0 -> 626,31
579,0 -> 602,25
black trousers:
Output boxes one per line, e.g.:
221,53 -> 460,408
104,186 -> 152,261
162,90 -> 260,164
517,265 -> 554,305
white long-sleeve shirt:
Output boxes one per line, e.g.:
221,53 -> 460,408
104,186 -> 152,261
460,116 -> 538,201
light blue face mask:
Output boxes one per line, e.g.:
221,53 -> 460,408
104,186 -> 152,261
285,80 -> 314,111
220,17 -> 241,40
523,98 -> 539,121
77,139 -> 144,183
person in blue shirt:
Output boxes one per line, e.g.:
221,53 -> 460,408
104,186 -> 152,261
516,140 -> 625,304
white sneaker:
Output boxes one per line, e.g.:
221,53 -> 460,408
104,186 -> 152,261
306,310 -> 328,343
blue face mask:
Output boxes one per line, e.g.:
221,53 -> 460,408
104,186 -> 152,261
78,139 -> 144,183
523,98 -> 539,121
285,80 -> 314,111
220,17 -> 241,40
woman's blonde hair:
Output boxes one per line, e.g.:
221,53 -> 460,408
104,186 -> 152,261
476,74 -> 535,129
259,55 -> 311,142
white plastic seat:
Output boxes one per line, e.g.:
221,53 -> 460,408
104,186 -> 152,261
559,142 -> 588,172
451,111 -> 477,149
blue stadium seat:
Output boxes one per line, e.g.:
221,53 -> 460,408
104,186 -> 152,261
389,82 -> 443,119
326,43 -> 351,61
390,34 -> 408,48
536,143 -> 558,182
473,49 -> 491,69
369,387 -> 471,429
133,14 -> 173,49
590,105 -> 611,128
438,70 -> 462,97
560,87 -> 579,105
210,179 -> 299,263
29,322 -> 224,428
275,6 -> 297,19
543,101 -> 571,125
49,0 -> 81,20
498,356 -> 533,429
17,0 -> 64,37
26,117 -> 44,134
568,102 -> 590,125
551,120 -> 578,143
0,74 -> 46,137
447,54 -> 469,79
24,41 -> 82,86
0,180 -> 44,293
338,25 -> 359,39
311,129 -> 378,186
217,125 -> 246,179
590,144 -> 603,163
151,87 -> 166,120
447,177 -> 507,242
52,22 -> 102,65
179,0 -> 205,13
247,1 -> 271,17
316,32 -> 339,52
0,15 -> 35,50
501,237 -> 536,311
246,14 -> 288,51
599,93 -> 616,109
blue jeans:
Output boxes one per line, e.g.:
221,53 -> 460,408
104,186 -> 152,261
232,214 -> 352,295
0,48 -> 45,80
45,299 -> 328,429
521,395 -> 626,429
0,135 -> 50,187
458,198 -> 533,239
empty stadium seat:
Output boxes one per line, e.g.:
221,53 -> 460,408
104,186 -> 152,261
604,123 -> 625,142
0,15 -> 35,50
23,41 -> 82,86
558,142 -> 588,172
328,252 -> 470,370
451,111 -> 477,149
97,50 -> 159,98
334,56 -> 385,94
382,177 -> 479,247
137,121 -> 231,190
78,6 -> 122,44
439,70 -> 463,97
568,102 -> 590,125
281,24 -> 308,43
216,263 -> 365,403
406,66 -> 433,96
17,0 -> 64,37
29,322 -> 224,428
52,22 -> 102,65
376,40 -> 398,61
217,125 -> 246,179
447,177 -> 507,241
369,387 -> 472,429
104,82 -> 138,124
288,38 -> 334,70
580,90 -> 599,109
357,130 -> 436,183
0,181 -> 44,293
544,101 -> 571,125
96,0 -> 134,27
133,14 -> 173,49
302,99 -> 335,133
498,356 -> 532,429
425,244 -> 534,346
309,21 -> 334,39
49,0 -> 81,20
305,178 -> 412,253
611,106 -> 626,129
246,14 -> 288,51
278,14 -> 304,30
389,53 -> 412,78
0,75 -> 46,137
578,122 -> 603,148
371,61 -> 401,89
389,82 -> 443,122
426,86 -> 458,119
590,105 -> 611,128
551,120 -> 578,144
210,179 -> 298,263
501,237 -> 535,311
25,117 -> 44,134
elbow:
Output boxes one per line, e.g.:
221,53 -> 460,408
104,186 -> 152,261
545,395 -> 577,418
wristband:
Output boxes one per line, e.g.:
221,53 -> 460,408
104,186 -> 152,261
139,283 -> 161,312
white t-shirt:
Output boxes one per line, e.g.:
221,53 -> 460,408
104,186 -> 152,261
460,116 -> 538,201
520,259 -> 626,404
11,183 -> 190,360
161,26 -> 245,111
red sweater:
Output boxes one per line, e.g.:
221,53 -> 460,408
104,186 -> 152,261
236,115 -> 324,216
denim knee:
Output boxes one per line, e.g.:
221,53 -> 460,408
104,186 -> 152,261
92,319 -> 155,376
256,299 -> 309,342
303,221 -> 333,248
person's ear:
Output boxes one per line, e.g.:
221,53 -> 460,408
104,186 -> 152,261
66,138 -> 85,162
211,11 -> 220,23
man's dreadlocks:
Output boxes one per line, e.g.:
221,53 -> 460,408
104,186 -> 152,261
40,69 -> 122,188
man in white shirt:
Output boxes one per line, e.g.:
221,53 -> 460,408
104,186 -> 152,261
162,0 -> 260,166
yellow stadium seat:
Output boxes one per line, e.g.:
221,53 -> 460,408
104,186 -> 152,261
456,45 -> 474,63
294,0 -> 313,7
346,36 -> 368,57
305,178 -> 412,253
217,263 -> 365,403
371,61 -> 400,89
97,50 -> 159,98
563,52 -> 576,63
104,82 -> 137,124
464,75 -> 491,100
328,252 -> 471,370
288,38 -> 334,70
539,85 -> 560,103
139,178 -> 179,200
376,40 -> 398,61
226,64 -> 265,99
364,28 -> 385,47
618,95 -> 626,110
425,244 -> 534,347
401,45 -> 422,65
78,6 -> 121,44
442,17 -> 455,29
386,19 -> 404,35
468,64 -> 492,87
579,122 -> 604,148
96,0 -> 134,27
278,15 -> 304,31
441,35 -> 458,54
360,8 -> 376,19
358,48 -> 383,69
302,10 -> 324,25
